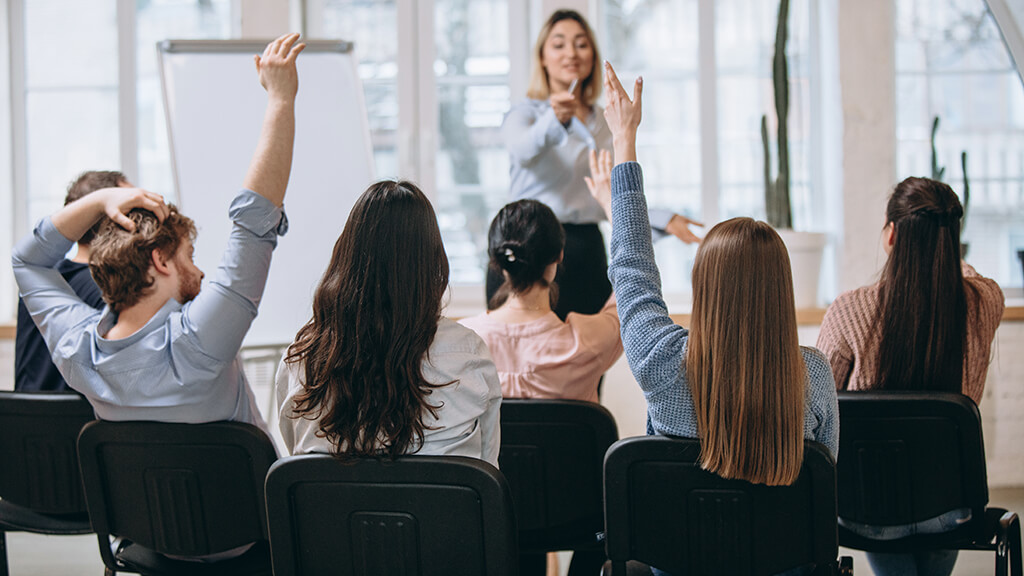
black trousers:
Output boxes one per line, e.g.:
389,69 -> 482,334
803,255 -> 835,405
486,223 -> 612,321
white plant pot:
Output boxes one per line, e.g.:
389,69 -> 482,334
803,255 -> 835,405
776,230 -> 827,309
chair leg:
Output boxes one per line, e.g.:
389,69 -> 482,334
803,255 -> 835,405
998,511 -> 1022,576
1,530 -> 9,576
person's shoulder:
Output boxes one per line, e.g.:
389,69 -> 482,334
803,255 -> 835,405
433,317 -> 490,355
457,312 -> 491,333
800,346 -> 833,383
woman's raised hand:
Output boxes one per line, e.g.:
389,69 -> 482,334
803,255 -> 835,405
584,149 -> 613,220
602,61 -> 641,163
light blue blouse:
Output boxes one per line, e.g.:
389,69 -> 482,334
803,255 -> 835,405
502,98 -> 674,234
12,190 -> 287,433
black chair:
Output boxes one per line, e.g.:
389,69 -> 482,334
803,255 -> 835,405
77,420 -> 277,576
264,454 -> 519,576
836,391 -> 1022,576
499,399 -> 618,574
0,391 -> 95,576
602,436 -> 852,576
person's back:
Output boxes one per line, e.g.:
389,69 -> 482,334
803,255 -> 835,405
12,34 -> 306,432
277,180 -> 502,467
817,176 -> 1004,576
597,62 -> 837,576
15,171 -> 127,392
817,177 -> 1003,403
460,199 -> 623,402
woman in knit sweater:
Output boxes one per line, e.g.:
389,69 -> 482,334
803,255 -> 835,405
817,177 -> 1003,404
596,61 -> 839,576
816,177 -> 1004,576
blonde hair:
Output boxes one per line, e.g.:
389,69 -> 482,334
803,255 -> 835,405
686,218 -> 805,486
526,9 -> 602,107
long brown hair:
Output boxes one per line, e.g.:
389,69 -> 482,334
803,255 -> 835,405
875,177 -> 969,393
686,218 -> 805,486
526,9 -> 602,107
285,180 -> 451,459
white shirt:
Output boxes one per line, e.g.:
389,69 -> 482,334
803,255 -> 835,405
276,318 -> 503,467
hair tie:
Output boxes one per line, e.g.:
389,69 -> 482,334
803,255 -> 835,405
504,248 -> 516,262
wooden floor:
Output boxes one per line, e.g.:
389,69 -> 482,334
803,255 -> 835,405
6,488 -> 1022,576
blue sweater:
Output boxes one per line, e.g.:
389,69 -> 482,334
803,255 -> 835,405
608,162 -> 839,459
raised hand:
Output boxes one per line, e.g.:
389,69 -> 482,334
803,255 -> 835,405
254,33 -> 306,102
584,149 -> 613,220
602,61 -> 642,163
98,187 -> 169,231
550,89 -> 577,125
665,214 -> 704,244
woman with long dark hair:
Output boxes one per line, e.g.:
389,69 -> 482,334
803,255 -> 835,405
596,62 -> 838,576
496,8 -> 701,320
817,177 -> 1004,576
276,180 -> 502,465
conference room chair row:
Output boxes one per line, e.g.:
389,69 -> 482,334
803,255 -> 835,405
0,392 -> 1020,576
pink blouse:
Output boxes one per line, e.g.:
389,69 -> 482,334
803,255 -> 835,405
459,297 -> 624,402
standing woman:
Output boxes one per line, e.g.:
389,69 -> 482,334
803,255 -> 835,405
497,9 -> 700,319
817,177 -> 1004,576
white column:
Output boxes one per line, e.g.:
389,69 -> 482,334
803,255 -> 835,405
837,0 -> 896,292
1,0 -> 15,321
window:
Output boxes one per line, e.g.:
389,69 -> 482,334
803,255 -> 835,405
305,0 -> 399,178
305,0 -> 520,286
599,0 -> 825,295
433,0 -> 511,283
896,0 -> 1024,287
15,0 -> 236,222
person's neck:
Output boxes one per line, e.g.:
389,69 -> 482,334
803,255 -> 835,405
492,285 -> 553,323
103,293 -> 174,340
70,243 -> 90,264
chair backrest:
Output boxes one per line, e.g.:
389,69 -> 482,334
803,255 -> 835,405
265,454 -> 519,576
498,399 -> 618,550
76,420 -> 277,557
603,436 -> 838,576
0,391 -> 95,514
836,391 -> 988,526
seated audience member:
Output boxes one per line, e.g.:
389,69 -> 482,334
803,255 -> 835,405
15,171 -> 128,392
595,62 -> 839,576
276,180 -> 502,467
460,195 -> 623,402
12,33 -> 305,431
816,176 -> 1004,576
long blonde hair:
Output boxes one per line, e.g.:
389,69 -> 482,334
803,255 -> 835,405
686,218 -> 805,486
526,9 -> 602,107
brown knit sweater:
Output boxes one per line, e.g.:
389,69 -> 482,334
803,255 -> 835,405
816,263 -> 1004,404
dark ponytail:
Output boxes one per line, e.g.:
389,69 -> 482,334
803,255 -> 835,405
875,176 -> 970,393
487,200 -> 565,309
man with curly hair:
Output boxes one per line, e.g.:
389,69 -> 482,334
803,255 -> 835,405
12,33 -> 306,430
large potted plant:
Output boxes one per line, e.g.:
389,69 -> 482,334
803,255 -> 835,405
761,0 -> 826,309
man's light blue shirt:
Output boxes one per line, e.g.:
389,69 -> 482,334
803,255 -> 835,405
11,190 -> 287,432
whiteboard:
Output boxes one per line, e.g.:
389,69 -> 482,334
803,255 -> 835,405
159,40 -> 374,346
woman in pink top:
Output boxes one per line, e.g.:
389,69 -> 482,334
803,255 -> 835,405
460,197 -> 623,403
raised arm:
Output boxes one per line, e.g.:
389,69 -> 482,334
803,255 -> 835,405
601,62 -> 689,393
243,33 -> 306,207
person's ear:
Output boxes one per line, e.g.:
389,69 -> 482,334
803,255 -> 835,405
557,250 -> 565,265
151,248 -> 173,277
885,222 -> 896,248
